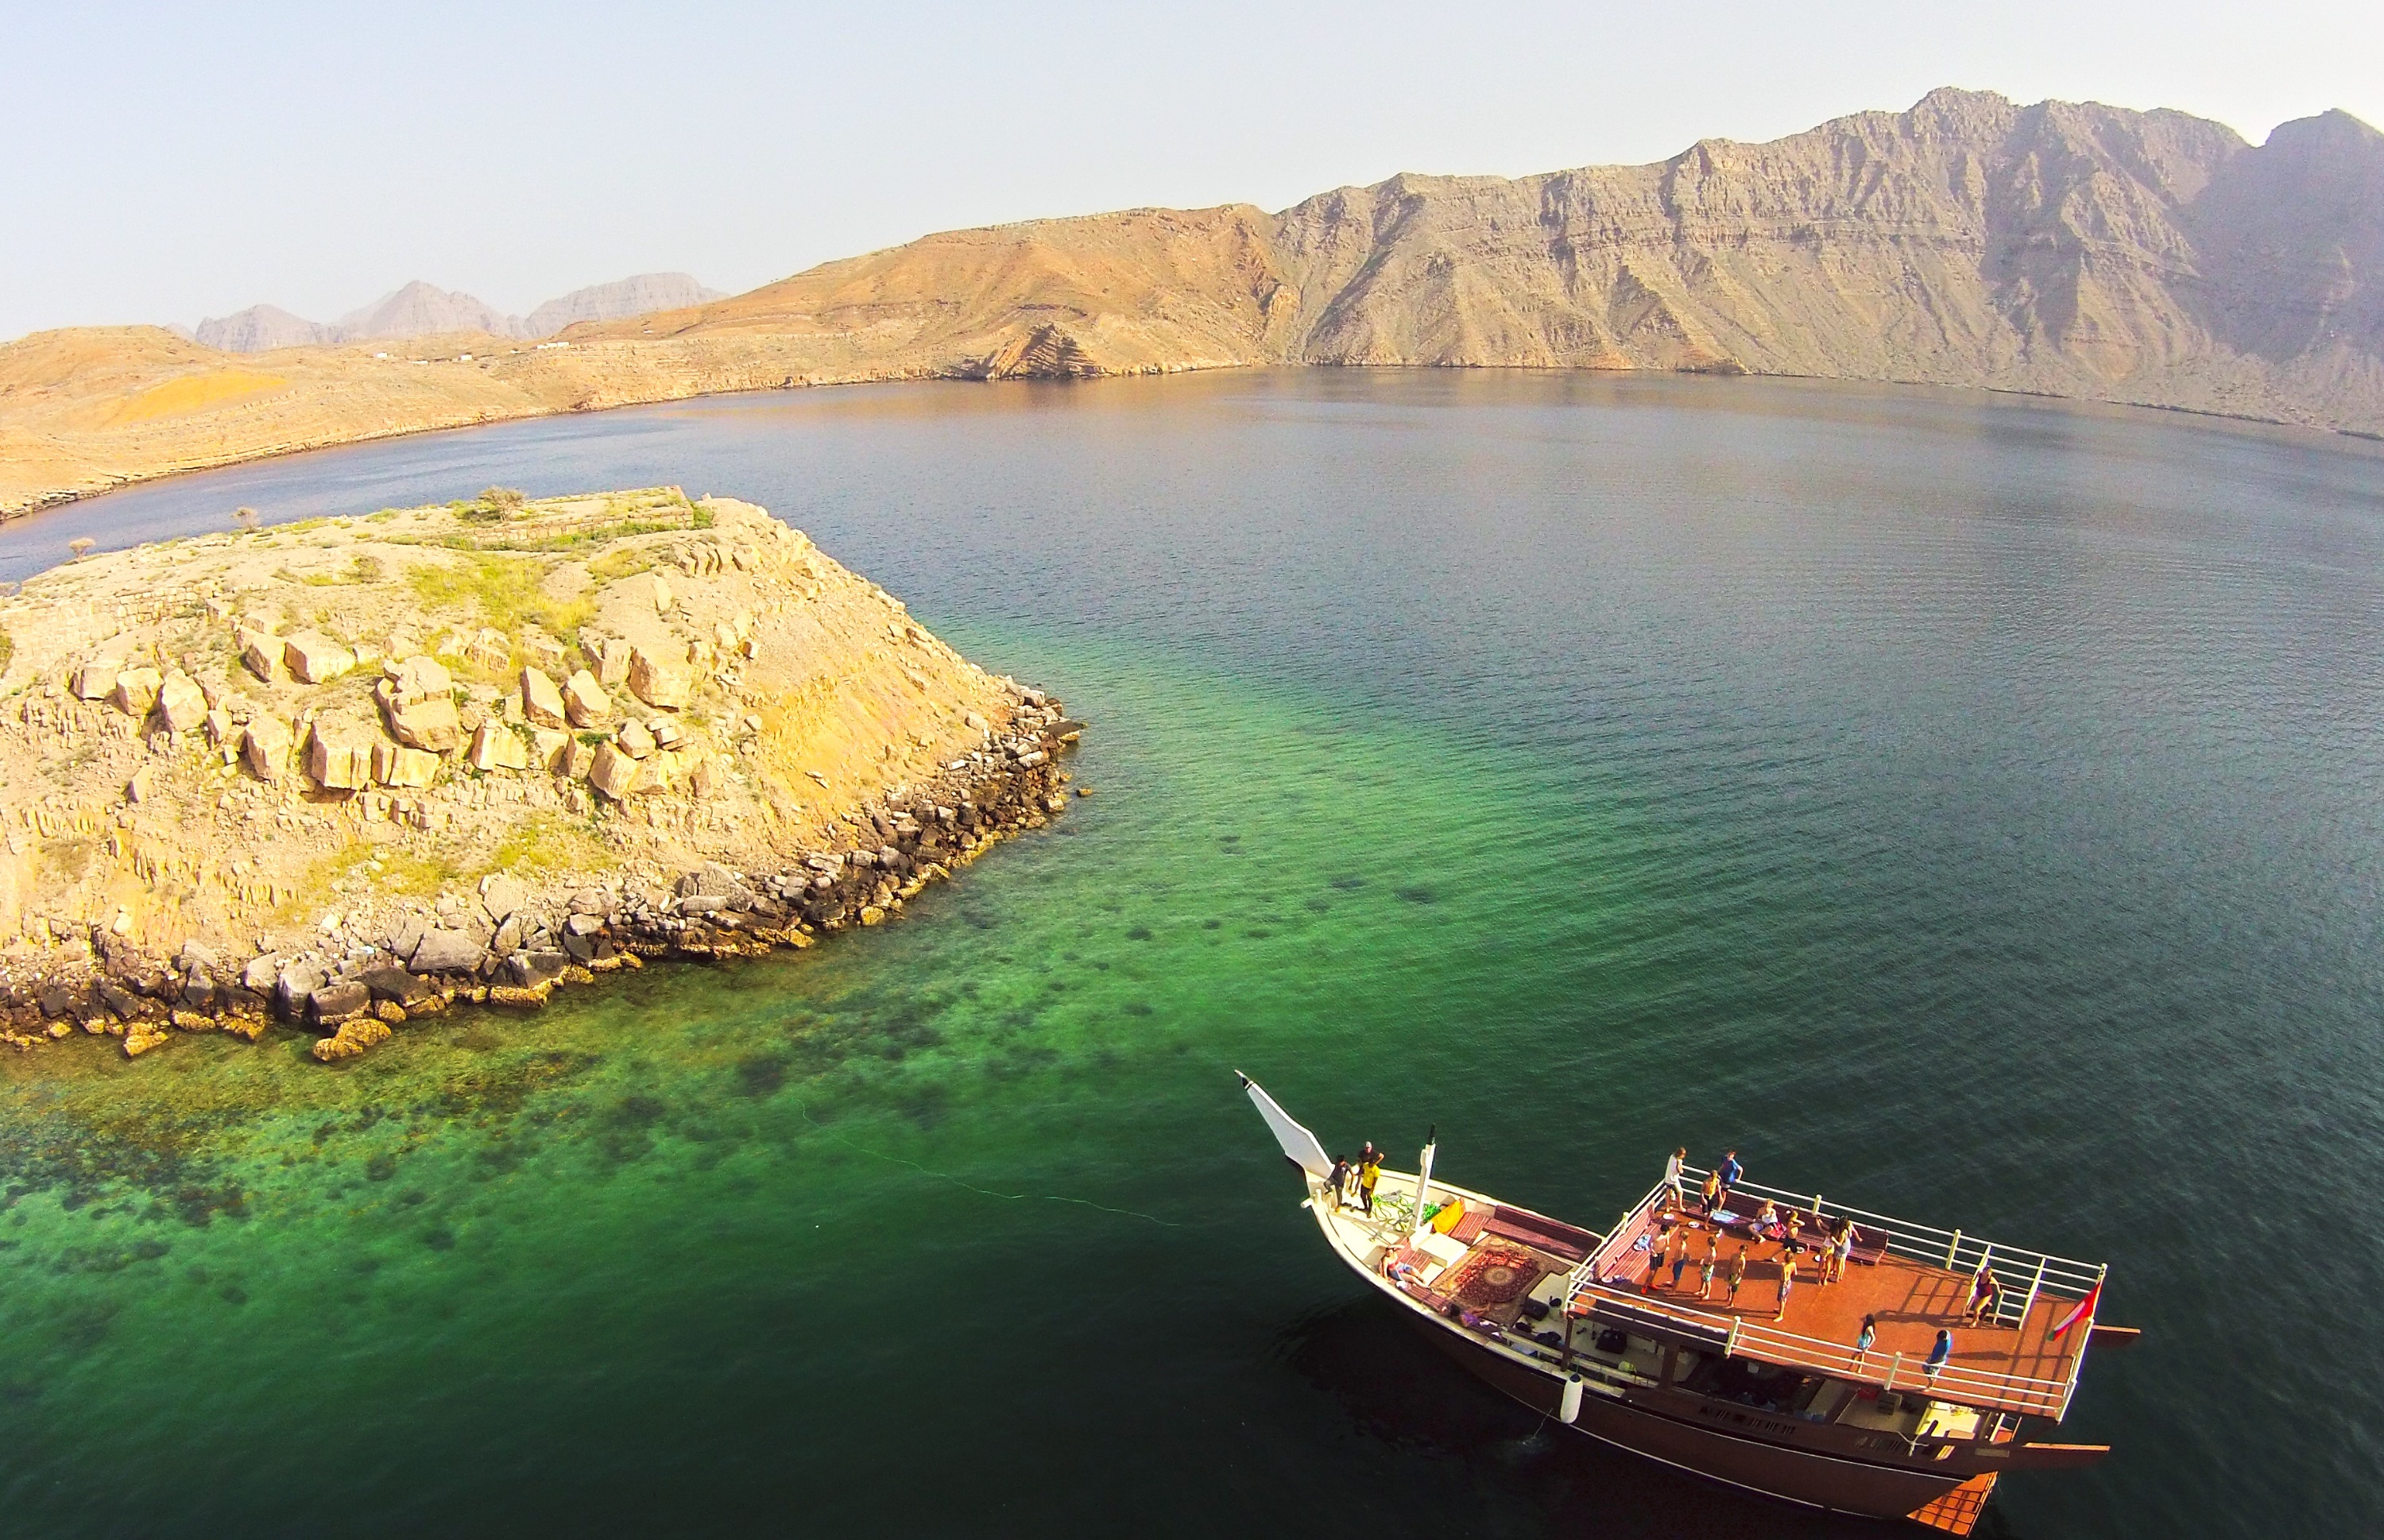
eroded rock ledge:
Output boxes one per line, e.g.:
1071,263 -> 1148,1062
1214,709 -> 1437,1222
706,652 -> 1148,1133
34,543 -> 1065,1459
0,487 -> 1082,1061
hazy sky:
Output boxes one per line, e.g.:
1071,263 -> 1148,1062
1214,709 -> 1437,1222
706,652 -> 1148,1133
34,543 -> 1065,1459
3,0 -> 2377,342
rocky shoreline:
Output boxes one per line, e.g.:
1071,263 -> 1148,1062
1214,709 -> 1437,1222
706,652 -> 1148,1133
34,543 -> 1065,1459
0,706 -> 1080,1062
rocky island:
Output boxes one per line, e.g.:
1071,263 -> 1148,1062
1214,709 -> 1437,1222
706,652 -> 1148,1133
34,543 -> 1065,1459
0,487 -> 1078,1059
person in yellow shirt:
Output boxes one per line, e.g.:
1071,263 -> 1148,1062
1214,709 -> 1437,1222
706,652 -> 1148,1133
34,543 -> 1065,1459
1357,1144 -> 1382,1216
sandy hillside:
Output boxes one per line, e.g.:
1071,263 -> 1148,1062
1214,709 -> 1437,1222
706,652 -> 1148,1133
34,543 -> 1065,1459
3,88 -> 2379,518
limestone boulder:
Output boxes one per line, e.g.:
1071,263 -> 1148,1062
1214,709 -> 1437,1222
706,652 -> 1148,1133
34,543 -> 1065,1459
310,980 -> 371,1024
71,657 -> 121,699
617,719 -> 656,760
588,741 -> 641,800
126,765 -> 155,804
242,716 -> 294,781
112,667 -> 164,717
467,721 -> 530,772
520,667 -> 567,729
307,722 -> 374,791
312,1017 -> 391,1062
525,633 -> 567,675
375,658 -> 462,753
627,647 -> 688,710
381,691 -> 462,753
595,637 -> 632,688
153,670 -> 207,733
240,633 -> 283,683
563,670 -> 610,728
283,632 -> 356,685
463,628 -> 511,670
371,741 -> 441,788
410,928 -> 484,974
532,728 -> 571,772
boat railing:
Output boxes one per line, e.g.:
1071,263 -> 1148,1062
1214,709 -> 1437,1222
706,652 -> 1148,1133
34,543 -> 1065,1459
1670,1166 -> 2108,1327
1561,1273 -> 2079,1418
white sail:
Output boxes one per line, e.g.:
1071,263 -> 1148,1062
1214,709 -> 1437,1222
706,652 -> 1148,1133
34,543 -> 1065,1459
1237,1073 -> 1332,1178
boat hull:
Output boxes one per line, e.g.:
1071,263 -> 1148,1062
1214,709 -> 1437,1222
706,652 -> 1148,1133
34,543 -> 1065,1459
1400,1308 -> 1976,1519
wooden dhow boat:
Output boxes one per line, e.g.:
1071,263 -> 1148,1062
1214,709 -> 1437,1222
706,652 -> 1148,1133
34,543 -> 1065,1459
1240,1075 -> 2132,1535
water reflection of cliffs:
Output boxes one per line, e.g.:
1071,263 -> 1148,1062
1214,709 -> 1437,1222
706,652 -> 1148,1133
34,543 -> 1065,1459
6,86 -> 2380,516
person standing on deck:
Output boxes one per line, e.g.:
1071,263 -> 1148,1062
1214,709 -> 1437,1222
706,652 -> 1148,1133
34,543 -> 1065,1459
1698,1232 -> 1719,1299
1357,1146 -> 1382,1216
1700,1167 -> 1723,1216
1718,1150 -> 1743,1206
1725,1248 -> 1747,1307
1666,1147 -> 1685,1205
1853,1314 -> 1878,1371
1774,1250 -> 1799,1321
1923,1329 -> 1953,1386
1326,1154 -> 1351,1210
1829,1220 -> 1855,1283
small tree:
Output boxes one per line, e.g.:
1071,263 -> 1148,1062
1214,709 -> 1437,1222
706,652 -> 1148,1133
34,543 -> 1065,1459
232,505 -> 261,532
481,486 -> 528,513
68,537 -> 94,562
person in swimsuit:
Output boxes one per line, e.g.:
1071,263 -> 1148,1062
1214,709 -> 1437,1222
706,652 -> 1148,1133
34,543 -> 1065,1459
1698,1236 -> 1719,1299
1726,1248 -> 1747,1307
1774,1251 -> 1799,1321
1701,1167 -> 1723,1215
1854,1314 -> 1878,1370
1964,1269 -> 2003,1327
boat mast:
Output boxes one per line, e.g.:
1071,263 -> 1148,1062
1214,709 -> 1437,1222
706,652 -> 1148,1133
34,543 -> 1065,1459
1411,1124 -> 1438,1240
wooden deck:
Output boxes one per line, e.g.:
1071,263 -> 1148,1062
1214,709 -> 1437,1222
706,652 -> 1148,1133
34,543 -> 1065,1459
1589,1209 -> 2087,1417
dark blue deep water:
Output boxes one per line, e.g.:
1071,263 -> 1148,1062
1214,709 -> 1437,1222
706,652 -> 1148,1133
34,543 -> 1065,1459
4,370 -> 2383,1538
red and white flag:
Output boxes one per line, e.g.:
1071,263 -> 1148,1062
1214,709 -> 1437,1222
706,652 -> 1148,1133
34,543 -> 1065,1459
2050,1281 -> 2101,1340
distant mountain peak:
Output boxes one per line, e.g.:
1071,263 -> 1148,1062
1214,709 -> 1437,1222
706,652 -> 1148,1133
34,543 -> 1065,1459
188,273 -> 722,354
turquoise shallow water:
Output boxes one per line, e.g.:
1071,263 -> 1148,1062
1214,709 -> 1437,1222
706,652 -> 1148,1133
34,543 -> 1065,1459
5,370 -> 2384,1536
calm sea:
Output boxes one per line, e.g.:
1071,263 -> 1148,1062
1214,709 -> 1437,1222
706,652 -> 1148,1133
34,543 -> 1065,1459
3,370 -> 2382,1538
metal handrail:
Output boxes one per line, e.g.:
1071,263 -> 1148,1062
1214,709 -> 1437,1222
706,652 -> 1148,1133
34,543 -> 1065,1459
1672,1166 -> 2104,1297
1583,1170 -> 2100,1417
1562,1275 -> 2076,1417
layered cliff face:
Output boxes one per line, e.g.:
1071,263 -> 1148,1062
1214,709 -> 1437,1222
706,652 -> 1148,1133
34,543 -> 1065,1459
4,88 -> 2379,517
1268,89 -> 2384,425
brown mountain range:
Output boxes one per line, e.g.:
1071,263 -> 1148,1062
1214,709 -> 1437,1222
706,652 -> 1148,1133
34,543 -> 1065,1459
4,87 -> 2378,518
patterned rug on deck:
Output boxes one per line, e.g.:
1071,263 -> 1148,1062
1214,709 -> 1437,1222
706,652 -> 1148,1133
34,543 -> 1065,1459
1440,1239 -> 1545,1310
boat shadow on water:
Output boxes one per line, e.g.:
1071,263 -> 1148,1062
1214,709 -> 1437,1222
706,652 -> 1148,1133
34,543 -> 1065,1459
1277,1298 -> 2025,1540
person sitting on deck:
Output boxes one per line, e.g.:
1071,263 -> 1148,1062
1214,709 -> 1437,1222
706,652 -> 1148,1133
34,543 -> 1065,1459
1356,1147 -> 1382,1215
1774,1251 -> 1799,1321
1753,1198 -> 1780,1239
1964,1268 -> 2003,1327
1852,1313 -> 1878,1370
1924,1329 -> 1953,1385
1701,1167 -> 1723,1214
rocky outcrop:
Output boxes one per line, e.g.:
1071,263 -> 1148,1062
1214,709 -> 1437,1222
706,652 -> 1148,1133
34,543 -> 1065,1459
0,487 -> 1082,1062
